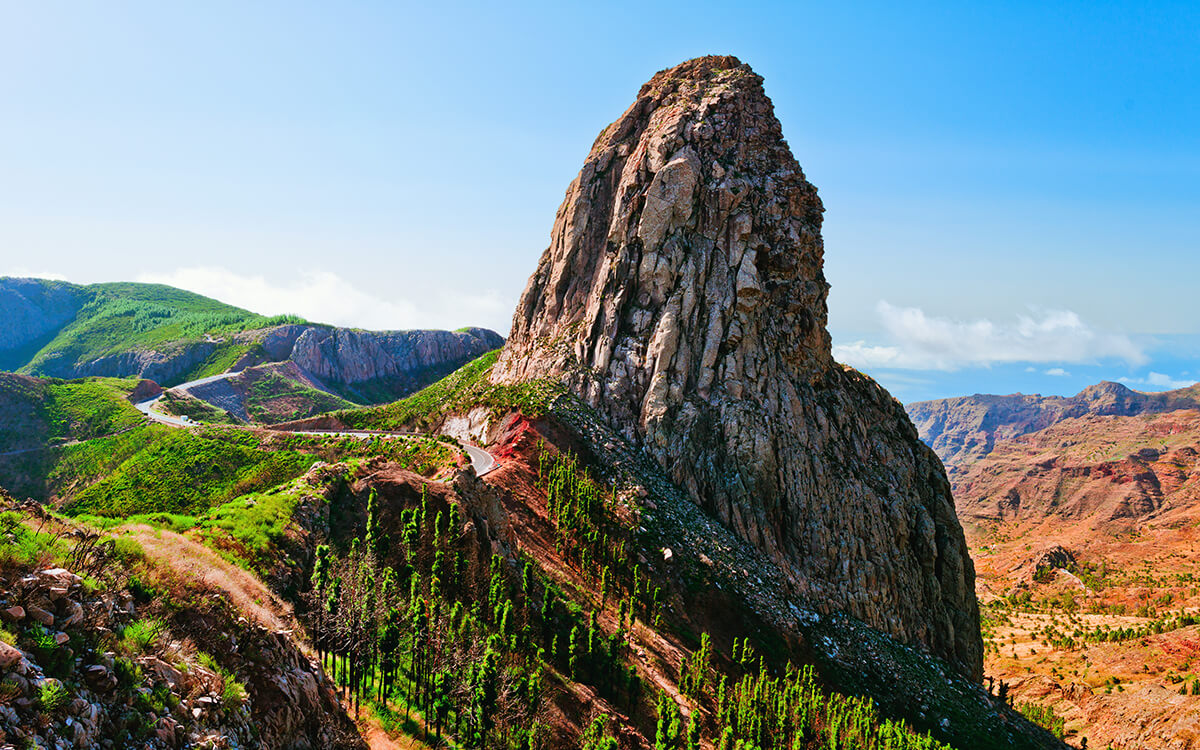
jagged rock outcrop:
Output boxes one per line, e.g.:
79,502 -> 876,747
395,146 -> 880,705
492,56 -> 981,676
36,325 -> 504,393
907,381 -> 1200,474
268,325 -> 504,385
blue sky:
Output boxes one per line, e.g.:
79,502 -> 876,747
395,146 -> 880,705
1,1 -> 1197,402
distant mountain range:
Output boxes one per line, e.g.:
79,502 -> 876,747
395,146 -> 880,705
907,381 -> 1200,475
906,379 -> 1200,539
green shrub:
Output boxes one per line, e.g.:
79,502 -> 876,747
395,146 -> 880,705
197,651 -> 247,706
127,575 -> 157,603
111,536 -> 146,562
120,618 -> 166,654
0,515 -> 67,569
37,679 -> 69,714
223,676 -> 248,706
113,656 -> 142,691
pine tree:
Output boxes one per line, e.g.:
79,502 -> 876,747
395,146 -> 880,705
569,625 -> 582,678
365,489 -> 386,559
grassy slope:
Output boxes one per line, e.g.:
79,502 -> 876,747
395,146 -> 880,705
0,373 -> 144,453
18,281 -> 303,375
61,428 -> 318,517
337,349 -> 560,431
159,391 -> 242,425
244,371 -> 358,424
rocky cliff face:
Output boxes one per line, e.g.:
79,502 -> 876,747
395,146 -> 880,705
60,340 -> 219,383
492,56 -> 981,676
264,325 -> 504,385
907,382 -> 1200,474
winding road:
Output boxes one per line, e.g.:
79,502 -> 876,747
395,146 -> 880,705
134,377 -> 498,476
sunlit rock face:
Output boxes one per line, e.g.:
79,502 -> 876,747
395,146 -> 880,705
493,55 -> 982,677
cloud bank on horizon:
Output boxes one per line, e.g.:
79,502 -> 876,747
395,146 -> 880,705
832,301 -> 1197,400
134,266 -> 511,334
834,301 -> 1147,371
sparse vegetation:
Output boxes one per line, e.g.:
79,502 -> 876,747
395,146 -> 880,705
1017,702 -> 1065,739
244,371 -> 358,423
119,617 -> 166,654
339,350 -> 556,432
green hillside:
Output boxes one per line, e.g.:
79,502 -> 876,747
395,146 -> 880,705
242,370 -> 359,424
0,373 -> 145,453
336,349 -> 559,432
2,279 -> 304,378
61,427 -> 318,517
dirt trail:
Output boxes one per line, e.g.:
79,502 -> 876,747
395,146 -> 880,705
350,703 -> 436,750
120,524 -> 296,634
363,724 -> 426,750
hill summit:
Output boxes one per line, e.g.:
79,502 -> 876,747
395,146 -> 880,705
492,55 -> 981,676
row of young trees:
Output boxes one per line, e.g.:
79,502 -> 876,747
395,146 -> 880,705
643,637 -> 954,750
303,451 -> 952,749
308,486 -> 548,746
304,471 -> 651,748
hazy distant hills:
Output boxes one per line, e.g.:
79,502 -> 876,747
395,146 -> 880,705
907,381 -> 1200,475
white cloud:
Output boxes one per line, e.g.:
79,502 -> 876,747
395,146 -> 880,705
1118,372 -> 1198,391
833,301 -> 1146,371
137,266 -> 431,331
1045,368 -> 1070,377
1,267 -> 69,281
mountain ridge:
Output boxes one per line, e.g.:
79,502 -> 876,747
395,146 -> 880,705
907,380 -> 1200,474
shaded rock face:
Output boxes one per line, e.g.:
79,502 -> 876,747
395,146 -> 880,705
0,278 -> 84,360
278,325 -> 504,384
60,340 -> 218,382
492,56 -> 981,676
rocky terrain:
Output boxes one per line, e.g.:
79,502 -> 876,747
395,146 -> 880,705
0,495 -> 362,749
907,384 -> 1200,747
252,324 -> 504,403
491,55 -> 980,677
